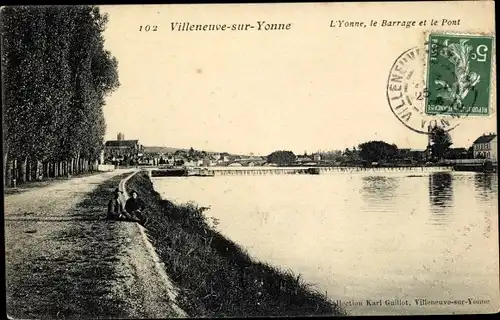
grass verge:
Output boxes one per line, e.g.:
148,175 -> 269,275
126,171 -> 347,317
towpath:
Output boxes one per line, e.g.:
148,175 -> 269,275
5,169 -> 185,319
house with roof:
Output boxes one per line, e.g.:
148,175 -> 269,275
472,133 -> 497,161
104,133 -> 143,160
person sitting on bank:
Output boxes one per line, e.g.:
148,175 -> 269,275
125,190 -> 147,225
107,188 -> 139,222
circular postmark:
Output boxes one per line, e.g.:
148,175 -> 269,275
386,45 -> 471,135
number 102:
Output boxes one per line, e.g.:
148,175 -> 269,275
139,25 -> 158,32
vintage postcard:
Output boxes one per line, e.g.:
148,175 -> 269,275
2,1 -> 498,318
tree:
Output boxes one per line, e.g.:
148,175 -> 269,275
358,141 -> 399,163
2,5 -> 119,185
467,146 -> 474,158
266,150 -> 296,166
429,126 -> 453,160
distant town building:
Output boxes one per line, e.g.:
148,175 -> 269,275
184,160 -> 196,167
295,156 -> 312,164
104,133 -> 143,160
473,133 -> 497,160
313,154 -> 321,161
202,158 -> 211,167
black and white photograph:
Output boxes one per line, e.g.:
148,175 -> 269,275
2,1 -> 498,318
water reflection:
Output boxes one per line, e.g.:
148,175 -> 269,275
428,172 -> 454,223
474,173 -> 495,199
154,173 -> 499,316
360,176 -> 399,203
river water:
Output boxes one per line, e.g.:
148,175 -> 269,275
152,170 -> 499,316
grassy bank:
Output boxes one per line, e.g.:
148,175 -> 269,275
126,171 -> 346,317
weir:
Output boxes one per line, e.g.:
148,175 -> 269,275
196,166 -> 453,176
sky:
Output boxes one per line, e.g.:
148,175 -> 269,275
100,2 -> 496,156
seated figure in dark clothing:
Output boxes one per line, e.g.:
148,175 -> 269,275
107,188 -> 139,222
125,190 -> 147,225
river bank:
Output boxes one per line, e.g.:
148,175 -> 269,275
125,171 -> 346,317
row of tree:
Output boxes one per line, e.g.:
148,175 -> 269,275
265,126 -> 455,166
356,126 -> 454,163
2,6 -> 120,186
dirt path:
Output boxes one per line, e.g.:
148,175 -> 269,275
4,169 -> 183,319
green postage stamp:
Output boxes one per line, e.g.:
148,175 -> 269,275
425,33 -> 494,116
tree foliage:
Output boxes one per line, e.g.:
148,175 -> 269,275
266,150 -> 296,165
429,126 -> 453,160
2,6 -> 119,169
358,141 -> 399,163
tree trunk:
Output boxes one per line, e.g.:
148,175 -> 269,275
12,159 -> 18,187
43,162 -> 48,180
4,150 -> 8,188
47,162 -> 51,178
76,153 -> 80,175
7,158 -> 13,187
29,160 -> 34,181
55,161 -> 59,177
26,158 -> 31,182
31,159 -> 37,181
19,157 -> 27,184
34,160 -> 41,181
